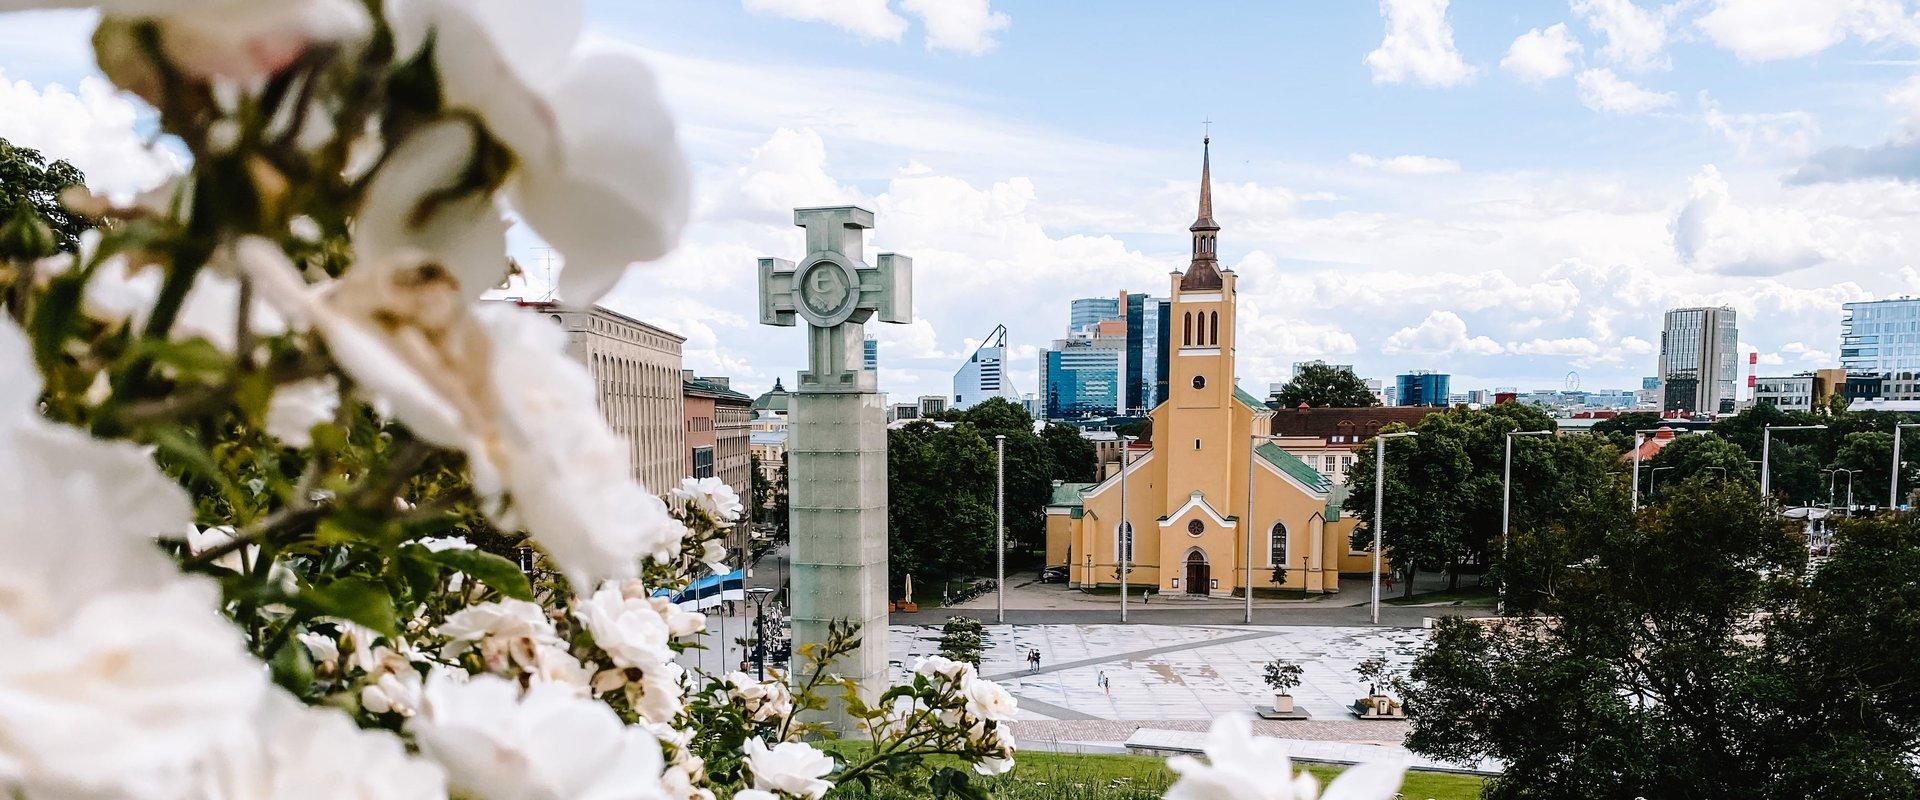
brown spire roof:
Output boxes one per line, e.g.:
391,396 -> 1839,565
1180,137 -> 1223,291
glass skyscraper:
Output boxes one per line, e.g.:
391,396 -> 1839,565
1395,372 -> 1451,407
1842,298 -> 1920,374
1658,306 -> 1738,414
1069,297 -> 1120,334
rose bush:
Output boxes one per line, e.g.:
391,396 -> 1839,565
0,2 -> 1402,798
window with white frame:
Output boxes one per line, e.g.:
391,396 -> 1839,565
1269,521 -> 1287,567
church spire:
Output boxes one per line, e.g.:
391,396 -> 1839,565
1180,137 -> 1223,291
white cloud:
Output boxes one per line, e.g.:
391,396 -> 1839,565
1778,341 -> 1836,364
740,0 -> 907,43
1575,68 -> 1676,114
1699,92 -> 1818,156
1671,165 -> 1825,275
1364,0 -> 1477,88
1381,311 -> 1504,356
1348,153 -> 1461,174
0,68 -> 179,198
1501,22 -> 1583,83
899,0 -> 1010,55
1507,337 -> 1603,357
1573,0 -> 1674,72
1694,0 -> 1916,62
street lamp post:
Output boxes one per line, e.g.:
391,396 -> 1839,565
1895,424 -> 1920,510
745,587 -> 774,680
1372,431 -> 1418,624
1823,468 -> 1860,512
1119,435 -> 1135,623
1762,424 -> 1827,500
995,435 -> 1005,625
1648,466 -> 1675,497
1500,430 -> 1552,613
1631,427 -> 1668,511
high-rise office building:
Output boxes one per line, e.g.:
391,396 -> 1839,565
1039,333 -> 1125,418
1842,298 -> 1920,375
863,336 -> 878,372
1069,297 -> 1120,334
1658,306 -> 1738,414
952,325 -> 1022,410
1395,371 -> 1451,407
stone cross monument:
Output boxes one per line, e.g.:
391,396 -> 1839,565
757,206 -> 910,719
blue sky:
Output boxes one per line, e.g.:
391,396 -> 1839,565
6,1 -> 1920,402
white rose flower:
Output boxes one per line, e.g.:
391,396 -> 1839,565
1166,714 -> 1403,800
734,792 -> 778,800
353,119 -> 511,300
961,674 -> 1019,722
359,647 -> 426,717
645,595 -> 706,641
744,738 -> 835,800
672,476 -> 744,524
297,631 -> 340,670
418,535 -> 476,552
436,598 -> 561,675
727,672 -> 794,724
265,376 -> 339,448
240,247 -> 685,589
627,660 -> 687,726
575,582 -> 674,670
408,673 -> 667,800
385,0 -> 690,306
913,655 -> 972,683
1,581 -> 267,798
195,690 -> 446,800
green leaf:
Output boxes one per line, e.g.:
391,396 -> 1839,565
29,270 -> 83,369
420,546 -> 533,601
268,628 -> 314,696
299,577 -> 399,637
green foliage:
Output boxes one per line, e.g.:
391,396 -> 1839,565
1343,403 -> 1619,598
1262,659 -> 1302,694
0,137 -> 90,256
937,616 -> 986,666
888,420 -> 995,594
1041,422 -> 1097,482
1271,362 -> 1379,408
1403,481 -> 1920,798
1588,411 -> 1662,450
1643,432 -> 1754,500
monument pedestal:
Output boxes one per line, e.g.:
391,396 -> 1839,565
788,392 -> 890,721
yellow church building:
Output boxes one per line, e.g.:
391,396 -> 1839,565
1044,140 -> 1375,596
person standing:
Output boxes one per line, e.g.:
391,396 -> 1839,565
1098,670 -> 1110,697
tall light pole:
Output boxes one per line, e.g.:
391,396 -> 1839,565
1648,466 -> 1675,497
1500,430 -> 1552,613
1762,424 -> 1826,500
1372,430 -> 1418,624
746,587 -> 774,680
1895,423 -> 1920,510
995,435 -> 1005,625
1119,435 -> 1135,623
1823,468 -> 1859,512
1631,427 -> 1667,511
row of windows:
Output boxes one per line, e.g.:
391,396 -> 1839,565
1112,520 -> 1312,568
1181,310 -> 1220,347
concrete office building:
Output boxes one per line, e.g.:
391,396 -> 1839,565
683,374 -> 753,516
951,325 -> 1022,410
1753,369 -> 1847,413
1658,306 -> 1739,415
505,300 -> 687,496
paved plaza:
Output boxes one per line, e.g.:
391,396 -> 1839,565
889,623 -> 1428,723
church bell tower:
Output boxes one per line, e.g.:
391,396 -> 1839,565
1165,137 -> 1239,506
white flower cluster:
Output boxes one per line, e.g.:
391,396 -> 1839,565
1167,715 -> 1403,800
0,317 -> 444,799
907,656 -> 1020,775
575,580 -> 704,726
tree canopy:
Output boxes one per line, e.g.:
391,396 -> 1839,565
1403,482 -> 1920,799
1271,363 -> 1379,408
0,137 -> 91,255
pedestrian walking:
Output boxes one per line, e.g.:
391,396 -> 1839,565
1097,670 -> 1110,697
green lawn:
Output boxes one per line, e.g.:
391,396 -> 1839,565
826,748 -> 1485,799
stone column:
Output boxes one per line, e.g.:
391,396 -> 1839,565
787,391 -> 889,707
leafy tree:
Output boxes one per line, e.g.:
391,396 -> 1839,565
887,420 -> 994,594
952,398 -> 1054,552
1828,431 -> 1903,508
1643,433 -> 1754,501
1589,411 -> 1663,450
1406,479 -> 1920,798
1715,403 -> 1829,505
1272,363 -> 1379,408
1040,422 -> 1096,482
1344,419 -> 1471,597
0,137 -> 91,256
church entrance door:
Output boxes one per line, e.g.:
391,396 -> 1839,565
1184,550 -> 1209,596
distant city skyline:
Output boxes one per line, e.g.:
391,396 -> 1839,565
5,3 -> 1919,402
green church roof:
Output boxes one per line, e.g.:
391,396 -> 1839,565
1254,442 -> 1332,494
1234,383 -> 1268,411
1048,481 -> 1095,508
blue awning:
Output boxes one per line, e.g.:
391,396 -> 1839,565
658,569 -> 744,605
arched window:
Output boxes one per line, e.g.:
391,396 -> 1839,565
1116,522 -> 1135,562
1269,521 -> 1287,567
1183,312 -> 1192,345
1209,311 -> 1219,345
